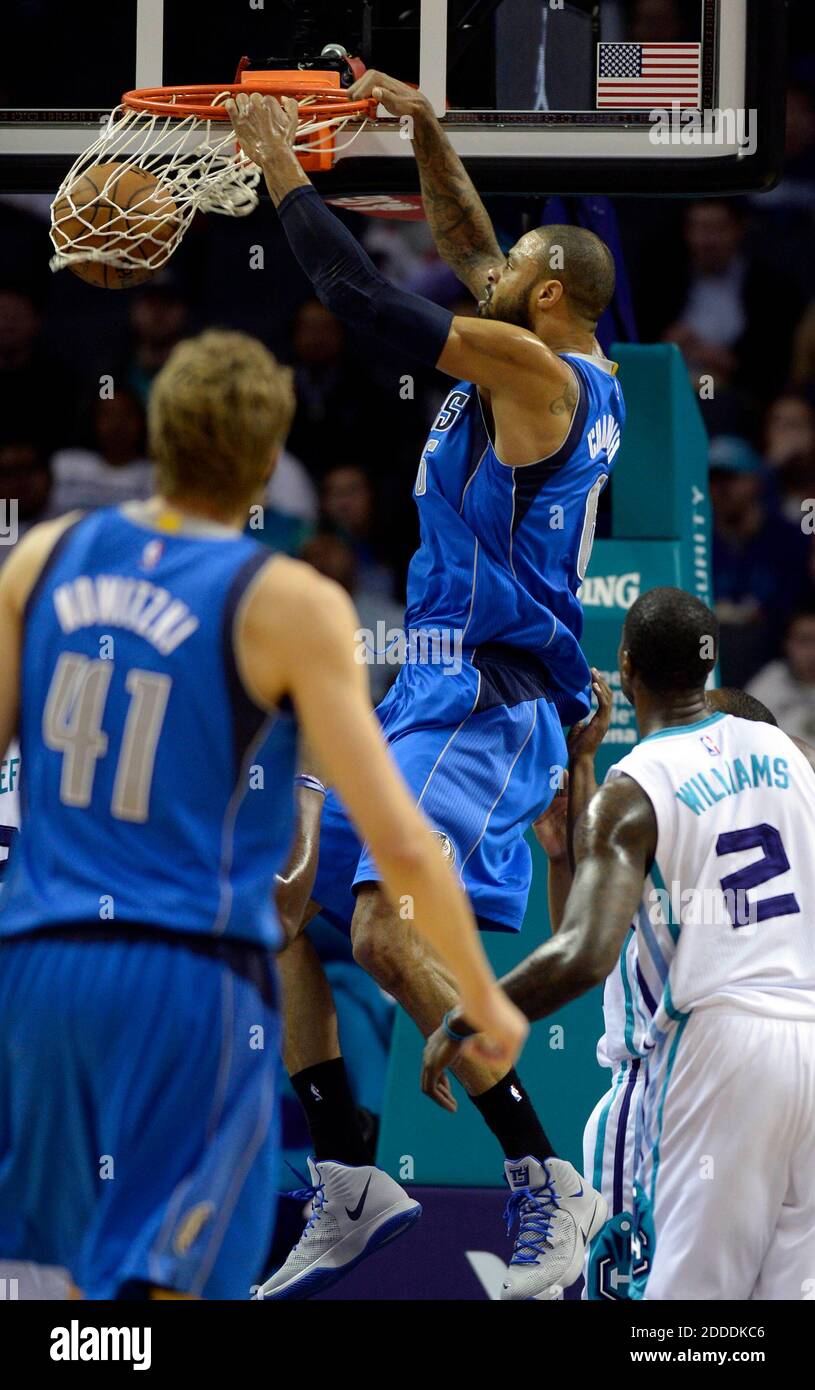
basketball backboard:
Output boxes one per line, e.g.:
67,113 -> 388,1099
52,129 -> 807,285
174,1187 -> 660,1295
0,1 -> 787,198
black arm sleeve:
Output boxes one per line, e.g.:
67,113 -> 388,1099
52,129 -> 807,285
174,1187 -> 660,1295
277,185 -> 454,367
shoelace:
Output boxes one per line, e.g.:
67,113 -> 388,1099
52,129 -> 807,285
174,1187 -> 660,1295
504,1179 -> 560,1265
284,1162 -> 327,1246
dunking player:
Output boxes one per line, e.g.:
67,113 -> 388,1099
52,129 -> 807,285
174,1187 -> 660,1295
0,330 -> 522,1299
426,589 -> 815,1299
228,74 -> 623,1300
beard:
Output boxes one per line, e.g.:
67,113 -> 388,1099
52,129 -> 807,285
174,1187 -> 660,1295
478,281 -> 532,329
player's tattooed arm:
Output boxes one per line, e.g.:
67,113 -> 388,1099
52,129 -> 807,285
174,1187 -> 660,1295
410,113 -> 504,297
549,373 -> 579,417
348,70 -> 505,297
448,776 -> 654,1042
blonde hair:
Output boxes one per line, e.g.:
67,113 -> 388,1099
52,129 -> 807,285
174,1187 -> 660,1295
148,330 -> 295,510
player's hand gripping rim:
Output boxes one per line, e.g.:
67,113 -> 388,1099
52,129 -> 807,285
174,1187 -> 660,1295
347,70 -> 432,122
225,91 -> 300,168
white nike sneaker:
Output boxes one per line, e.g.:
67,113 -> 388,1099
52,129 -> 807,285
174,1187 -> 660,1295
256,1158 -> 422,1300
500,1156 -> 607,1301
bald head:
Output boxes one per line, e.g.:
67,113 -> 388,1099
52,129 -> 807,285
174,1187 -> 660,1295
479,223 -> 617,335
530,225 -> 617,325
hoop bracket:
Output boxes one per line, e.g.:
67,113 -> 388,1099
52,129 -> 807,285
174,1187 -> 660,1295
120,70 -> 376,172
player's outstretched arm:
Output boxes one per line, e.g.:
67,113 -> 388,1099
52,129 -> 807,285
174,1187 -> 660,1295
499,774 -> 656,1021
421,773 -> 653,1102
225,94 -> 562,403
347,70 -> 505,299
238,555 -> 528,1068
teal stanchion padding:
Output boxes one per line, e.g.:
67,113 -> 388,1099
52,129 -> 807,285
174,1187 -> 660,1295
612,342 -> 711,565
375,344 -> 711,1187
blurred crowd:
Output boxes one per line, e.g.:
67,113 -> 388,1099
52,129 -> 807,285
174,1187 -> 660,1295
2,12 -> 815,735
615,58 -> 815,741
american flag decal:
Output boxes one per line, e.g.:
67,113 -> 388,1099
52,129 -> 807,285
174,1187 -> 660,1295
596,42 -> 702,110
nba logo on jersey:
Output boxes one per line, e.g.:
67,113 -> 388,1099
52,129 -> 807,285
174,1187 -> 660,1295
700,733 -> 721,756
432,829 -> 456,866
140,539 -> 164,571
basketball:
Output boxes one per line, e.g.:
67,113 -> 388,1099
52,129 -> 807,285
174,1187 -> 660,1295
51,161 -> 178,289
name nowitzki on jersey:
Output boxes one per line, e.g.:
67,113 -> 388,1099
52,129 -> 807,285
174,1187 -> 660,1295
52,576 -> 199,656
50,1320 -> 151,1370
355,624 -> 463,676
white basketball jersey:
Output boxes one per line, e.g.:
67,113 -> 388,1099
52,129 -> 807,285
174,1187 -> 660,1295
595,764 -> 658,1067
609,711 -> 815,1040
0,742 -> 20,883
596,895 -> 658,1065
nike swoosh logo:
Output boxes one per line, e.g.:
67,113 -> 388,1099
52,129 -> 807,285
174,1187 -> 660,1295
578,1200 -> 600,1246
345,1176 -> 373,1222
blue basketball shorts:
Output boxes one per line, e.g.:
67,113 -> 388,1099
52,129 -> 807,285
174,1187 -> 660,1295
313,651 -> 568,934
0,925 -> 280,1299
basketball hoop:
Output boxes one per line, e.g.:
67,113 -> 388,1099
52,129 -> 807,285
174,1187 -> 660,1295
49,69 -> 377,283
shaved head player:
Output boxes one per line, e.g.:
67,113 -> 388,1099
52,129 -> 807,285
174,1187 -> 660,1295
228,72 -> 623,1300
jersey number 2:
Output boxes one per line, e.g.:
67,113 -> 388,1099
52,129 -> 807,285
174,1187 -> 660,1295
715,822 -> 800,928
43,653 -> 171,823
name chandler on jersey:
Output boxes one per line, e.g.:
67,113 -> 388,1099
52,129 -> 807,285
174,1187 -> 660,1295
676,754 -> 791,817
53,576 -> 199,656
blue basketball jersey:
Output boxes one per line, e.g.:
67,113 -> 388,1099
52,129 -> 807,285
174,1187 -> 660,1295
405,353 -> 625,724
0,507 -> 297,947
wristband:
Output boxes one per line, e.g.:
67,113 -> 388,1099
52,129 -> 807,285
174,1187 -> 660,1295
295,773 -> 327,797
442,1009 -> 475,1043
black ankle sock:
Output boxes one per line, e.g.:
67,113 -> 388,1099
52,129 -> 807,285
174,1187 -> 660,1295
469,1069 -> 557,1162
290,1058 -> 372,1167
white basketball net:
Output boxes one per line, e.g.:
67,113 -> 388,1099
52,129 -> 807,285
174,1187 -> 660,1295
49,96 -> 370,278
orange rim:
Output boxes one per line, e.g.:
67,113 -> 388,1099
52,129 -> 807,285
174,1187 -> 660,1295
121,82 -> 376,123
